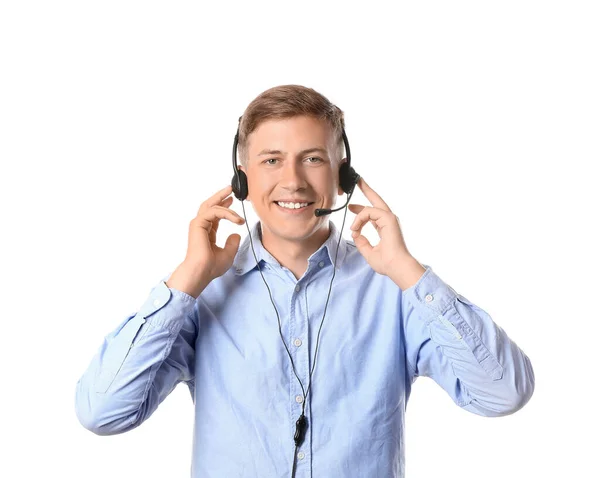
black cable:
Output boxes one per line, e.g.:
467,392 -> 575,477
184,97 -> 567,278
291,445 -> 299,477
239,190 -> 353,478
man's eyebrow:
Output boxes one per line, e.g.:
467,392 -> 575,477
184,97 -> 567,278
258,147 -> 328,156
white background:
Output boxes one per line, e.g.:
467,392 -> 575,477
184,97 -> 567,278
1,1 -> 598,477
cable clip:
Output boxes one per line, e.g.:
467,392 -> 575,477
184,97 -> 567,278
294,413 -> 307,447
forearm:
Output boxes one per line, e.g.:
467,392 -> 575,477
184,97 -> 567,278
402,265 -> 535,417
74,280 -> 197,435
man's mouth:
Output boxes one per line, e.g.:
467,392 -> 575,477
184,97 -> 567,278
273,201 -> 315,213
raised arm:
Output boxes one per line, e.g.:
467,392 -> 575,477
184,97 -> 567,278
74,273 -> 198,435
401,263 -> 535,417
75,183 -> 247,434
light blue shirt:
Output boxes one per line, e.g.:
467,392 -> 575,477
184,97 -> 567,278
75,219 -> 535,478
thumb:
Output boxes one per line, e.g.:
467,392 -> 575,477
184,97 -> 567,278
223,233 -> 242,258
352,233 -> 373,258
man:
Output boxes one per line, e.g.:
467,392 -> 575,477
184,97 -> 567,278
75,85 -> 535,477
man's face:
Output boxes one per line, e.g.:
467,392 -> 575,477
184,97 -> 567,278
239,115 -> 345,243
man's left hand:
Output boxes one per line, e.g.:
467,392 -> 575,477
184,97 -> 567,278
348,177 -> 415,278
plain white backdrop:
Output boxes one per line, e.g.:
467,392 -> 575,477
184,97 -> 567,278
1,1 -> 598,477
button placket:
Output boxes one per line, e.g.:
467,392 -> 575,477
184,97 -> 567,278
290,275 -> 312,459
291,291 -> 306,409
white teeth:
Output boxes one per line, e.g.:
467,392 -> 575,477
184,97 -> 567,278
277,201 -> 309,209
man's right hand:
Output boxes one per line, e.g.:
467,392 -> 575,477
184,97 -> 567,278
166,184 -> 246,298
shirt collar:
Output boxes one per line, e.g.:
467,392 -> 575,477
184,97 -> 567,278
232,219 -> 348,276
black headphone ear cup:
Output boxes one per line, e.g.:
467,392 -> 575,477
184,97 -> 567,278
339,161 -> 360,195
231,169 -> 248,201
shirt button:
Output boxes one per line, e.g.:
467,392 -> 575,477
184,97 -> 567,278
425,294 -> 434,302
318,261 -> 324,268
153,299 -> 161,307
296,395 -> 304,403
297,451 -> 305,460
294,338 -> 302,347
295,285 -> 300,292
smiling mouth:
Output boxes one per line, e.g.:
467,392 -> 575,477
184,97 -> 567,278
273,201 -> 315,211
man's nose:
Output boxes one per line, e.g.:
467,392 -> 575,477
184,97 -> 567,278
280,161 -> 307,188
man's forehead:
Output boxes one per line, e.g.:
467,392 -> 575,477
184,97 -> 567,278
248,117 -> 335,155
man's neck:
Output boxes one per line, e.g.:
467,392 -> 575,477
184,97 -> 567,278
259,222 -> 331,280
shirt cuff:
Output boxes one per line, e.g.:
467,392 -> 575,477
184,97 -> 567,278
401,264 -> 459,325
138,280 -> 197,332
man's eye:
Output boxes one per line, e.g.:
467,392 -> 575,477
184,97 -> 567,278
263,157 -> 323,165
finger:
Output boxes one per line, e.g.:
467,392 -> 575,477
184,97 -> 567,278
219,195 -> 234,208
357,177 -> 391,211
348,204 -> 379,231
349,206 -> 387,235
212,205 -> 245,225
222,233 -> 242,259
198,185 -> 235,215
352,230 -> 374,258
347,204 -> 366,214
196,205 -> 245,234
348,206 -> 375,258
208,196 -> 236,242
201,212 -> 234,246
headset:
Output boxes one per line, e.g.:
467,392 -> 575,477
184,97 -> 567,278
231,115 -> 360,478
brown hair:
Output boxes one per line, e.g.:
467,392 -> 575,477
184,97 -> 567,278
237,84 -> 345,168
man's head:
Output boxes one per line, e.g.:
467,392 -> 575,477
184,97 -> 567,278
237,85 -> 347,245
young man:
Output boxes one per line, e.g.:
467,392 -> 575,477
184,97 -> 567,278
75,85 -> 535,478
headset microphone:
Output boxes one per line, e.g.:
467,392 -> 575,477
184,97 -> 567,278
314,189 -> 357,217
